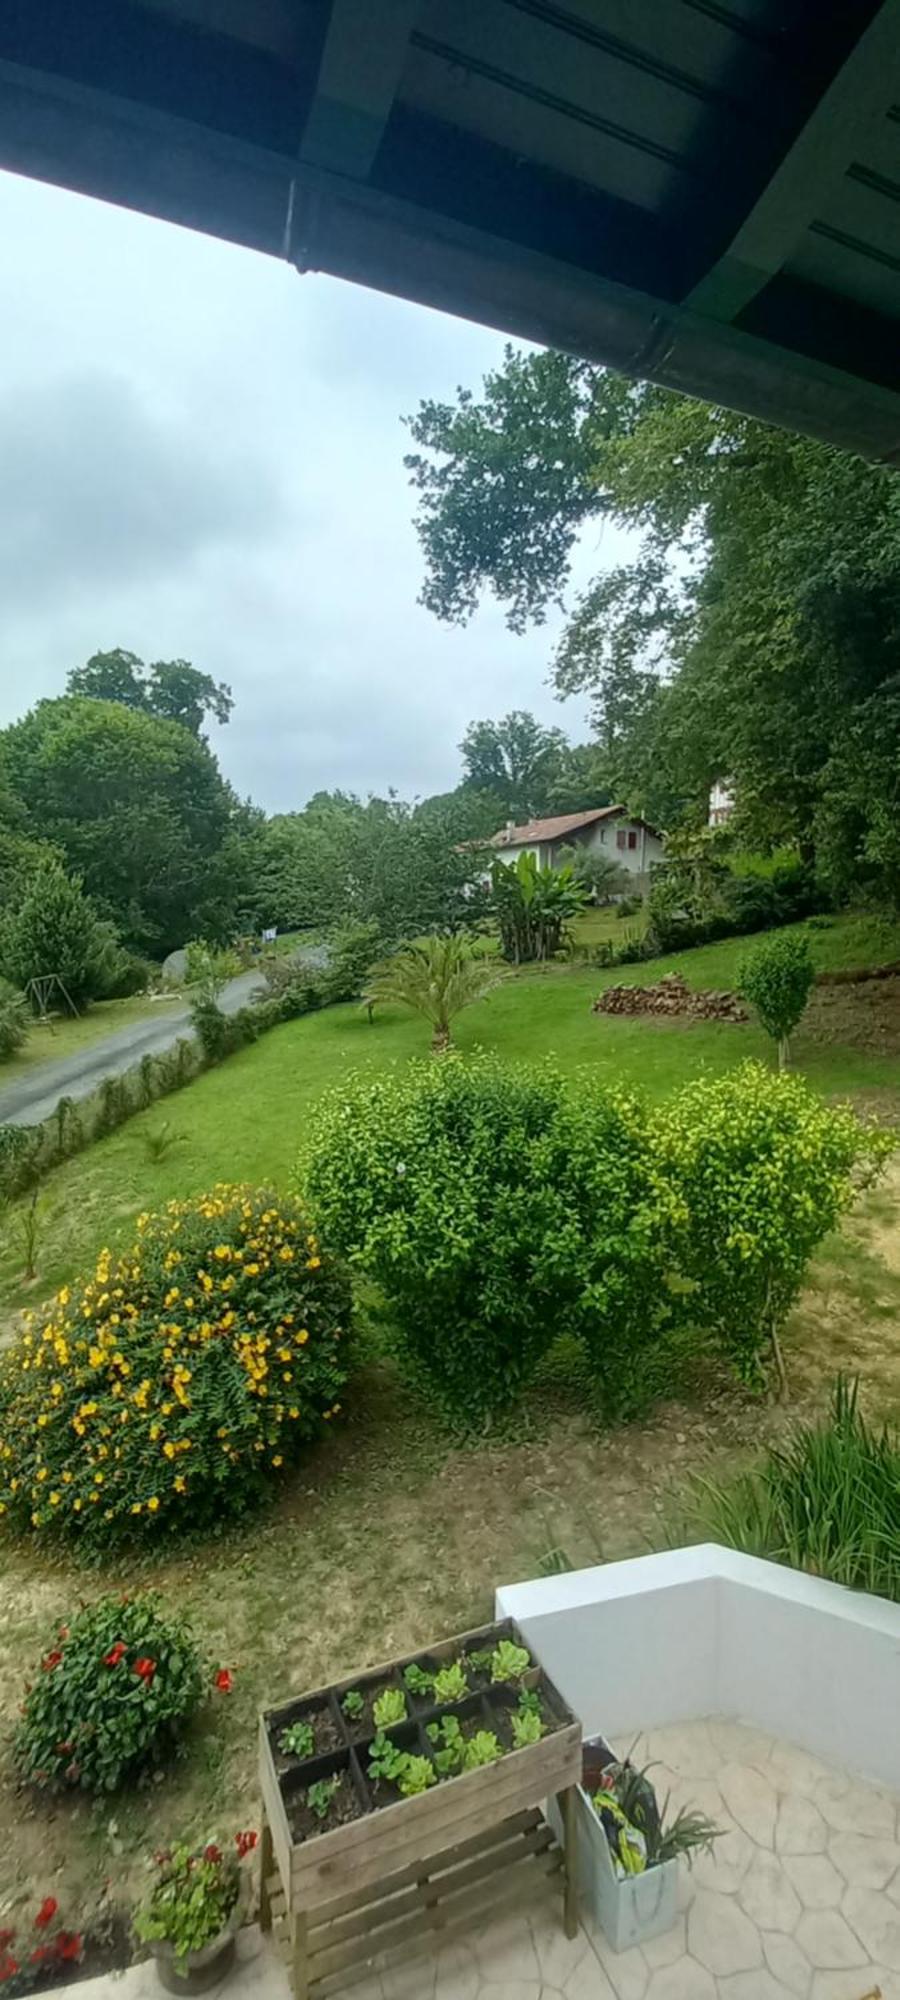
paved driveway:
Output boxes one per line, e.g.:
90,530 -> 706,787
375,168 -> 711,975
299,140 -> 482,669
0,949 -> 328,1128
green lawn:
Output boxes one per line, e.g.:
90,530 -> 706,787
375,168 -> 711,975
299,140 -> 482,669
1,913 -> 897,1319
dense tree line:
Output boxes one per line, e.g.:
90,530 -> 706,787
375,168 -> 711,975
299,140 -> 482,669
406,353 -> 900,905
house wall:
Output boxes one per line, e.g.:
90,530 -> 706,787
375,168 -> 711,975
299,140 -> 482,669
576,820 -> 664,874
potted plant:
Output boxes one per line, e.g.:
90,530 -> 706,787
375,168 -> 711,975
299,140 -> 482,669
550,1739 -> 718,1952
134,1830 -> 258,1994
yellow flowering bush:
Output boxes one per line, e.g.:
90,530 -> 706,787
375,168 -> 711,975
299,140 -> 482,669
0,1184 -> 351,1545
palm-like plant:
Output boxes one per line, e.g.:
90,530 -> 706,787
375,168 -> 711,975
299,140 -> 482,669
362,936 -> 500,1052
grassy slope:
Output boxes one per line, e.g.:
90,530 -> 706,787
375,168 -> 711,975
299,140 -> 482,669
0,914 -> 898,1924
1,914 -> 898,1318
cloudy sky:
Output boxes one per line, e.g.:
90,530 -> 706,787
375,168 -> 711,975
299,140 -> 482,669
0,167 -> 634,812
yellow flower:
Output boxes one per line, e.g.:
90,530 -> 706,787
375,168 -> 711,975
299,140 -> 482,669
306,1256 -> 321,1270
173,1475 -> 186,1494
272,1455 -> 283,1468
147,1496 -> 160,1512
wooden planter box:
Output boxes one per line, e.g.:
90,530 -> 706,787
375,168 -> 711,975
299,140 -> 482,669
259,1616 -> 581,1996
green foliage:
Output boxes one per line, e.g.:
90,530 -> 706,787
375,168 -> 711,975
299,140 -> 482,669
243,793 -> 489,942
491,852 -> 587,963
426,1716 -> 503,1775
372,1687 -> 407,1729
279,1721 -> 314,1759
684,1377 -> 900,1602
0,1185 -> 351,1545
646,853 -> 821,958
184,939 -> 240,1004
363,936 -> 499,1051
14,1592 -> 203,1794
490,1640 -> 530,1682
0,858 -> 118,1007
402,1662 -> 433,1697
459,710 -> 570,821
67,649 -> 234,736
594,1754 -> 720,1871
367,1731 -> 436,1796
134,1837 -> 247,1961
510,1707 -> 544,1748
319,921 -> 382,1004
306,1776 -> 341,1820
341,1689 -> 364,1720
406,348 -> 900,876
0,696 -> 243,954
0,977 -> 27,1060
739,932 -> 816,1065
432,1662 -> 467,1704
652,1063 -> 893,1389
303,1055 -> 666,1426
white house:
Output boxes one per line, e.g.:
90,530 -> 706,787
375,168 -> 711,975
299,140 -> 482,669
490,806 -> 664,885
708,778 -> 735,827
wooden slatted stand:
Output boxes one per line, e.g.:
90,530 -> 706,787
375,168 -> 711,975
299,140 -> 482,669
258,1618 -> 581,1997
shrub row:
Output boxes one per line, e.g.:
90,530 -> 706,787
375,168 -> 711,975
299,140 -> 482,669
0,1184 -> 351,1547
645,855 -> 824,957
302,1055 -> 892,1426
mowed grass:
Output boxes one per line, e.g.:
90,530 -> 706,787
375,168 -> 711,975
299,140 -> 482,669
4,990 -> 175,1077
0,914 -> 898,1929
1,914 -> 898,1319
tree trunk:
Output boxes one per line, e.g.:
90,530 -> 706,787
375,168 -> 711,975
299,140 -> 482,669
777,1035 -> 790,1070
431,1023 -> 452,1054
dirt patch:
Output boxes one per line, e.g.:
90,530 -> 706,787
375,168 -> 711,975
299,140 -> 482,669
804,974 -> 900,1055
593,972 -> 747,1023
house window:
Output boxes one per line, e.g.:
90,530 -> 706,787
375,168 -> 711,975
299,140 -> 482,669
628,829 -> 637,851
616,829 -> 626,851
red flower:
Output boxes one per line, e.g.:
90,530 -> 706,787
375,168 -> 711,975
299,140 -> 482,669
41,1651 -> 63,1673
133,1656 -> 156,1684
103,1642 -> 127,1668
34,1899 -> 58,1930
0,1952 -> 19,1982
29,1946 -> 52,1967
235,1830 -> 258,1860
55,1933 -> 82,1963
203,1844 -> 223,1866
213,1668 -> 233,1694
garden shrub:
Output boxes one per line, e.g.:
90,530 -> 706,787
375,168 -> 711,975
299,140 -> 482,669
303,1056 -> 676,1425
0,976 -> 27,1061
739,930 -> 815,1066
15,1591 -> 203,1793
0,1185 -> 351,1545
651,1063 -> 892,1391
319,920 -> 382,1004
0,858 -> 117,1007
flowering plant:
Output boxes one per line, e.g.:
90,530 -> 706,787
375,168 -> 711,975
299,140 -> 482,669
0,1900 -> 82,1993
0,1184 -> 351,1546
14,1592 -> 203,1795
134,1833 -> 258,1962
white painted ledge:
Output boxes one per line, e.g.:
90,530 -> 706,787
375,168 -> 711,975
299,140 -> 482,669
497,1543 -> 900,1791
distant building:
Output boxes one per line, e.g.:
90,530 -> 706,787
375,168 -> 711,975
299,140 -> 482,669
708,780 -> 735,828
490,805 -> 664,882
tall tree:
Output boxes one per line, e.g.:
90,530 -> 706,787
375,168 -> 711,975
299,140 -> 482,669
67,649 -> 233,735
1,697 -> 243,954
459,710 -> 568,823
406,352 -> 900,884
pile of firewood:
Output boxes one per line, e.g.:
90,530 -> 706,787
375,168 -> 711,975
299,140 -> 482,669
592,972 -> 747,1023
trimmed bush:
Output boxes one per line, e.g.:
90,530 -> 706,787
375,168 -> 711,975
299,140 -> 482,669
739,930 -> 815,1066
0,858 -> 118,1007
15,1591 -> 203,1794
0,1185 -> 351,1545
651,1062 -> 892,1391
303,1055 -> 674,1425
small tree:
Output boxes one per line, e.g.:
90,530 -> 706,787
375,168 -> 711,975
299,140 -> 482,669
558,843 -> 629,905
0,859 -> 115,1008
739,932 -> 815,1067
362,936 -> 499,1051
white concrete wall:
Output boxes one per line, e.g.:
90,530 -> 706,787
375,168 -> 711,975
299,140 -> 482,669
581,820 -> 664,875
497,1545 -> 900,1792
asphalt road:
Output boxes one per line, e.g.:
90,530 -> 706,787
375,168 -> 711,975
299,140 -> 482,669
0,948 -> 327,1129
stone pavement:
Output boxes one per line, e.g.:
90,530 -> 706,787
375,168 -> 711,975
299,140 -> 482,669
50,1720 -> 900,1999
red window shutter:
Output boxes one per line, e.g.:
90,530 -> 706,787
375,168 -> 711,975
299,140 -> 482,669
616,829 -> 626,850
628,829 -> 637,850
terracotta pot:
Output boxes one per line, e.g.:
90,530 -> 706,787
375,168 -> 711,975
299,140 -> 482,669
149,1892 -> 242,1995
